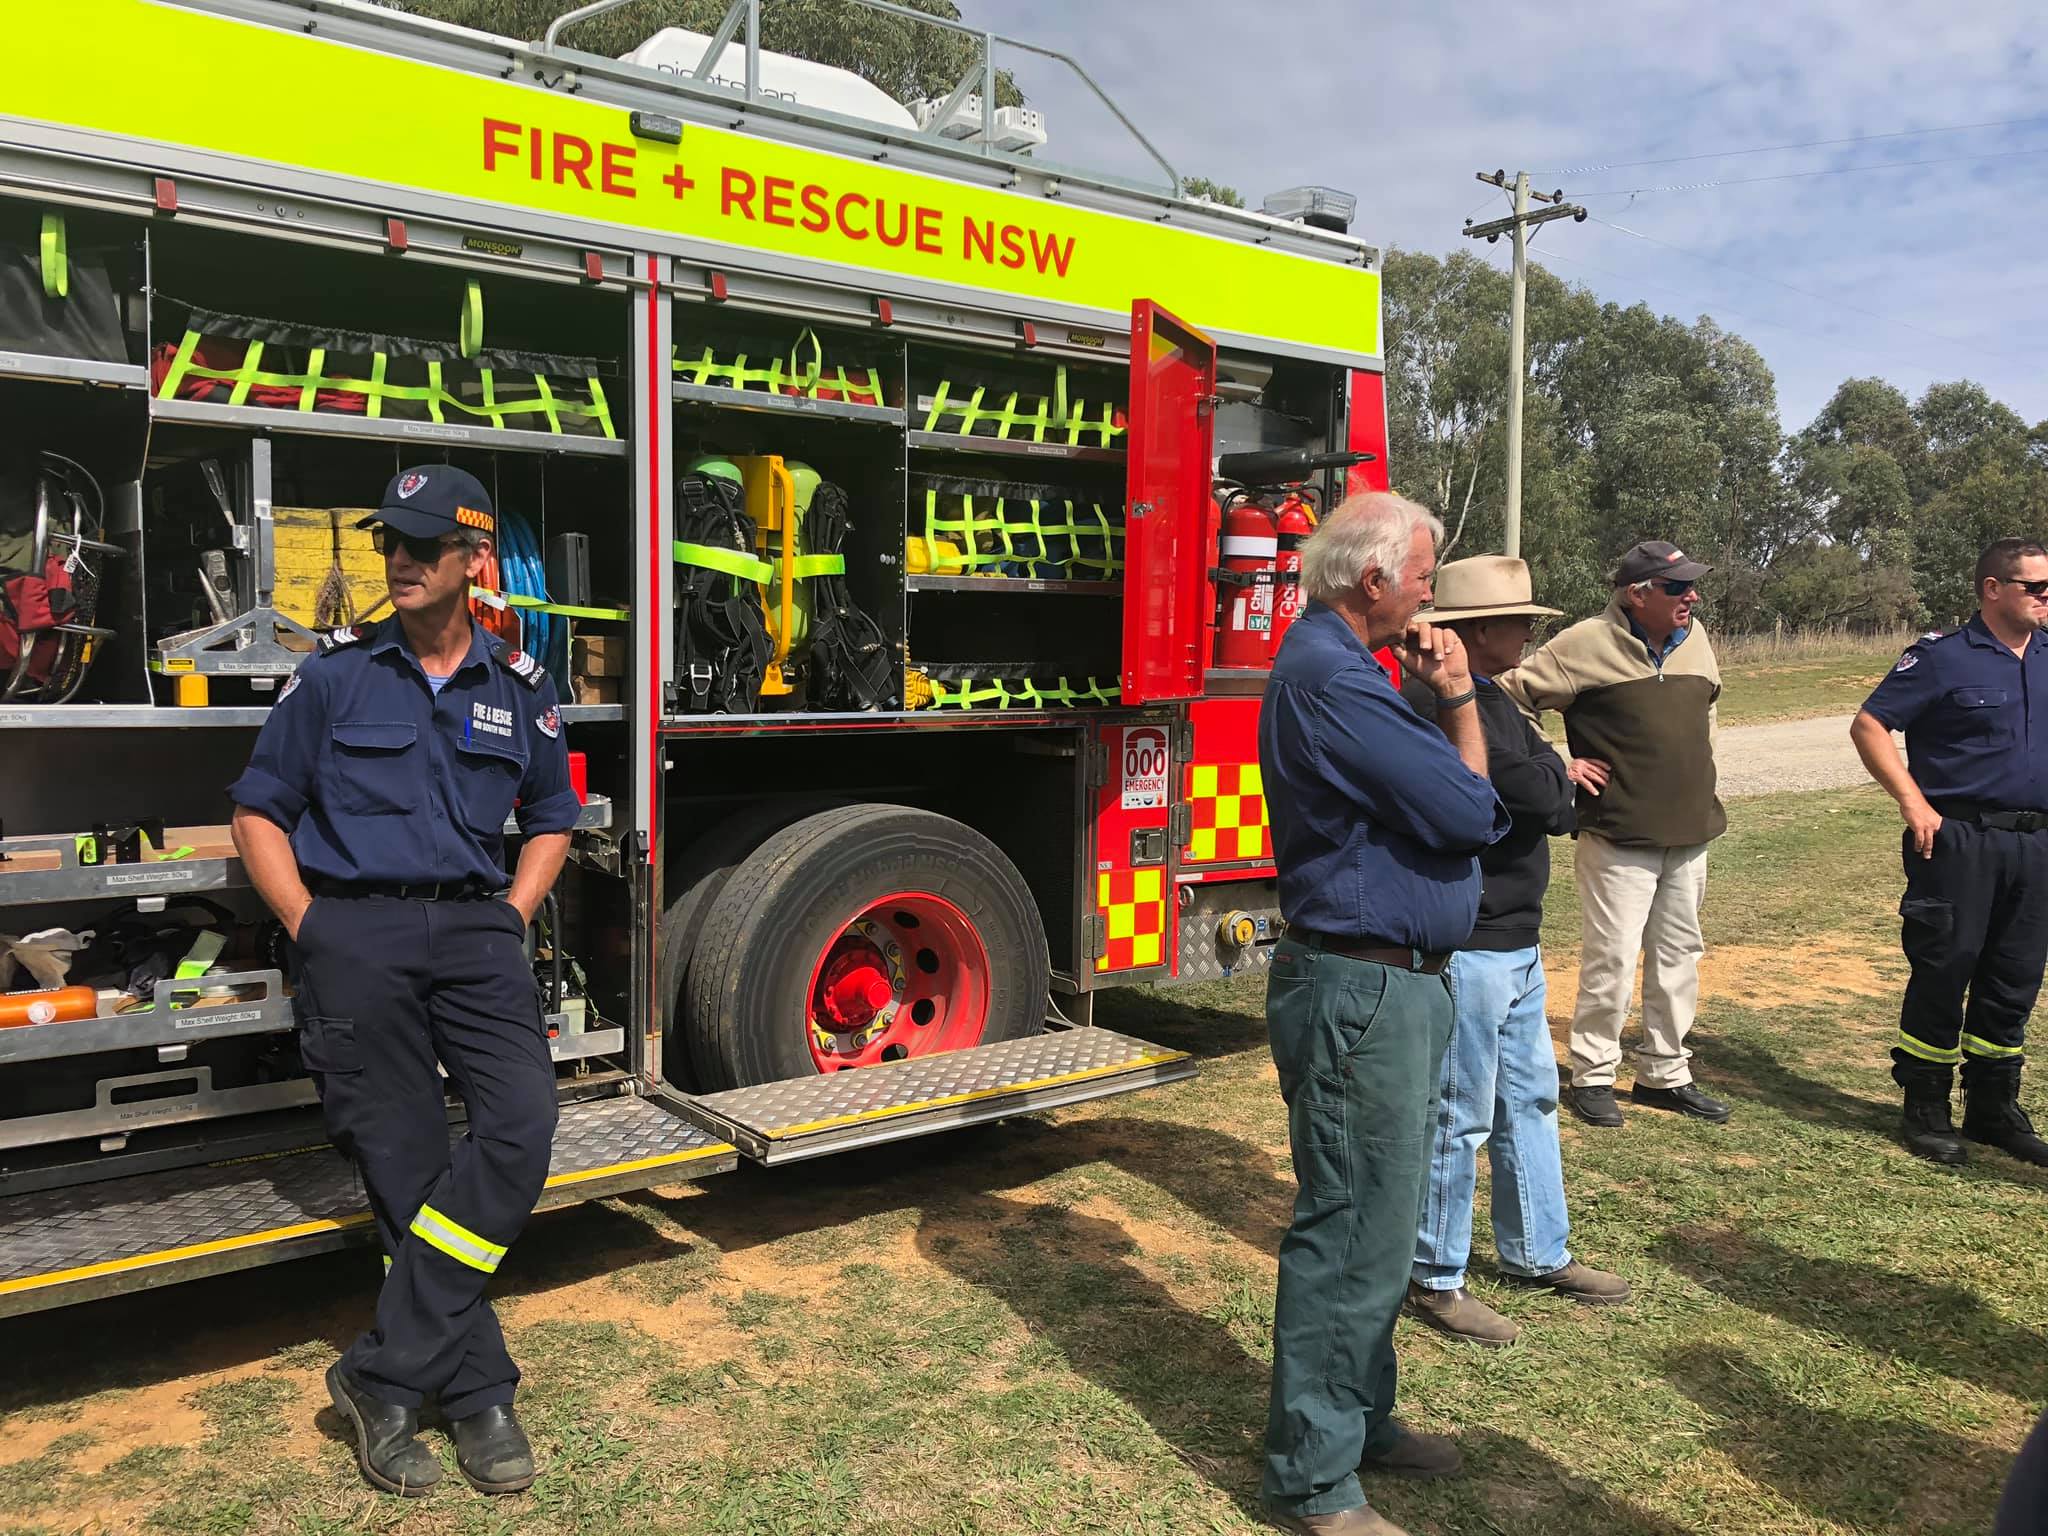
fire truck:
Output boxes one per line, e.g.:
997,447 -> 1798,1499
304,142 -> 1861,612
0,0 -> 1387,1316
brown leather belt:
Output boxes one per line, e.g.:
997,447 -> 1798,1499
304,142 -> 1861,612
1288,928 -> 1451,974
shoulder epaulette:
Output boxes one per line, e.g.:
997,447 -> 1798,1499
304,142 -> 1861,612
315,623 -> 371,652
498,647 -> 547,691
1891,628 -> 1955,673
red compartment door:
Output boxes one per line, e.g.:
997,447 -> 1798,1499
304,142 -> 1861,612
1121,300 -> 1217,704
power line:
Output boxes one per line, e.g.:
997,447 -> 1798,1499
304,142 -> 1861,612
1534,113 -> 2048,176
1569,143 -> 2048,198
1582,214 -> 2013,364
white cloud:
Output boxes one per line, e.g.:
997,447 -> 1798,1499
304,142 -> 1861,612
976,0 -> 2048,429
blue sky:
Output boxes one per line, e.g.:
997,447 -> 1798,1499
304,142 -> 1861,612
973,0 -> 2048,433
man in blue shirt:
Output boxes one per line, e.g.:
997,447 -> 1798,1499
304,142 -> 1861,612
231,465 -> 578,1498
1852,537 -> 2048,1168
1257,492 -> 1508,1536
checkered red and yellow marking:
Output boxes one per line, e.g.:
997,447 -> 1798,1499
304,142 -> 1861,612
1096,866 -> 1167,972
1187,763 -> 1270,863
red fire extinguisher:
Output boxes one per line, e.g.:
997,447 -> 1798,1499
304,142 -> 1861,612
1214,497 -> 1279,669
1269,492 -> 1315,660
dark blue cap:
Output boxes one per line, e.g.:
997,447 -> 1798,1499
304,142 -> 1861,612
358,465 -> 495,541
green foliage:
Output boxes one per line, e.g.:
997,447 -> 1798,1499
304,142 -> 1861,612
381,0 -> 1024,107
1178,176 -> 1244,208
1382,250 -> 2048,632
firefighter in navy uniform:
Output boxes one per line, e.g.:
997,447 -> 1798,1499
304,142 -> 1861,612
229,465 -> 579,1497
1851,537 -> 2048,1168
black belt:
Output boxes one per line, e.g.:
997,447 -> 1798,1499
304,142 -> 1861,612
307,877 -> 498,902
1288,928 -> 1451,974
1931,802 -> 2048,833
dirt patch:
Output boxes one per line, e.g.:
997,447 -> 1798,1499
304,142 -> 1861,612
1546,936 -> 1895,1043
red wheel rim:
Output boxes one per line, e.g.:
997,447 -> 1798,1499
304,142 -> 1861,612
803,892 -> 989,1072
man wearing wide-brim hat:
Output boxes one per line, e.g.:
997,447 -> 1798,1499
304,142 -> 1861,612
1495,540 -> 1731,1130
1398,556 -> 1631,1348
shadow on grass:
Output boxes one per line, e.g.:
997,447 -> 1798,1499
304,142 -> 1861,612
1402,1428 -> 1695,1536
1654,1225 -> 2048,1404
1663,1342 -> 2009,1536
915,1195 -> 1269,1517
0,1192 -> 686,1419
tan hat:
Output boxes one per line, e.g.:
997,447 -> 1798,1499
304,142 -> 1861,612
1420,555 -> 1562,621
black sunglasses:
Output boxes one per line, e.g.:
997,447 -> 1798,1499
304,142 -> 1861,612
375,528 -> 466,564
1657,580 -> 1698,598
2000,577 -> 2048,597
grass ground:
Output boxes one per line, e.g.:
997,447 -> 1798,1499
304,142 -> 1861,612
2,784 -> 2041,1536
1712,632 -> 1908,728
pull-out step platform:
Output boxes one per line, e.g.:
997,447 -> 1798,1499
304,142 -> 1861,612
0,1094 -> 735,1318
684,1027 -> 1196,1165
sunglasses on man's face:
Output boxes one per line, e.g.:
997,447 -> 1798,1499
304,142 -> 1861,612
375,529 -> 466,564
2000,577 -> 2048,597
1658,580 -> 1698,598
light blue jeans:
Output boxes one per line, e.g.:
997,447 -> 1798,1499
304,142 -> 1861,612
1413,945 -> 1572,1288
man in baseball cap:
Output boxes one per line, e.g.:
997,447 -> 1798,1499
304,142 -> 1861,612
1496,538 -> 1731,1131
1400,557 -> 1631,1348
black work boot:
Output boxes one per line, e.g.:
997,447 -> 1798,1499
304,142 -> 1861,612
1893,1062 -> 1966,1166
1962,1062 -> 2048,1167
451,1403 -> 537,1494
325,1363 -> 442,1497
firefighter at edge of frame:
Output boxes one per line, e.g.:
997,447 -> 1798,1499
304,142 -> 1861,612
227,464 -> 580,1499
1850,536 -> 2048,1172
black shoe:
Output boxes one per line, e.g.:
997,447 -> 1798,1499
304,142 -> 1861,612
1564,1084 -> 1624,1127
451,1403 -> 536,1494
325,1363 -> 441,1497
1904,1093 -> 1969,1165
1630,1083 -> 1731,1123
1962,1075 -> 2048,1167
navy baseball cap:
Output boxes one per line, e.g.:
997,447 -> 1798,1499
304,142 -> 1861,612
358,465 -> 495,541
1611,540 -> 1710,586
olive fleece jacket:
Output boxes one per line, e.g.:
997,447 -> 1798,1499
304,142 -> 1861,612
1495,597 -> 1726,849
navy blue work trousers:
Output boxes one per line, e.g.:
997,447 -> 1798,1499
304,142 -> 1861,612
291,893 -> 556,1419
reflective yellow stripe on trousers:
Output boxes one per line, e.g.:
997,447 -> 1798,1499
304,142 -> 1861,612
408,1204 -> 507,1274
1895,1030 -> 1964,1065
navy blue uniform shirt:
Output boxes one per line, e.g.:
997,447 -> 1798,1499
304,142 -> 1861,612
1861,616 -> 2048,811
229,617 -> 580,886
1260,602 -> 1509,950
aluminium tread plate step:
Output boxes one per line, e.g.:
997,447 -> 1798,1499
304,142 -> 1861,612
682,1027 -> 1196,1165
0,1094 -> 735,1318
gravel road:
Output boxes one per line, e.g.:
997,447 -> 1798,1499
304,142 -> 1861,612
1715,712 -> 1891,798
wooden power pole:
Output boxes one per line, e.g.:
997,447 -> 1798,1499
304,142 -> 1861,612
1464,171 -> 1585,559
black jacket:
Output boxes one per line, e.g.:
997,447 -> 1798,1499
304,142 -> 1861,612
1403,674 -> 1576,950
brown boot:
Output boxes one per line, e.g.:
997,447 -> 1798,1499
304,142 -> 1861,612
1404,1280 -> 1518,1346
1262,1501 -> 1411,1534
1361,1424 -> 1463,1480
1501,1259 -> 1632,1305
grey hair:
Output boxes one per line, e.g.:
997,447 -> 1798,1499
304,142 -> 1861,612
452,526 -> 491,555
1299,492 -> 1444,604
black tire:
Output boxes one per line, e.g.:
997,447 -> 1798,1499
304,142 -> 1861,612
655,797 -> 842,1090
683,804 -> 1050,1090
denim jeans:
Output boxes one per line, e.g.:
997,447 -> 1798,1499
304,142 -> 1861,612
1413,945 -> 1572,1289
1262,937 -> 1454,1519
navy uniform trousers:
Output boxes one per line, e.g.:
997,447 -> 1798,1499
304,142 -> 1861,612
1897,819 -> 2048,1078
291,891 -> 557,1419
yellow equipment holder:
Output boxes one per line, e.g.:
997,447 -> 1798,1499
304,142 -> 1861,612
737,455 -> 797,698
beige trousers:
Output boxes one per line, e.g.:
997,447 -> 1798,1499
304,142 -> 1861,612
1569,832 -> 1710,1089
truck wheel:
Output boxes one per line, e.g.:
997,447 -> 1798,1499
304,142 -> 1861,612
656,798 -> 841,1090
684,804 -> 1049,1090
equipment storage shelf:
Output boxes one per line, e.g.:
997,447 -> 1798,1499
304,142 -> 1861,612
0,703 -> 625,728
906,430 -> 1123,466
0,968 -> 290,1068
0,351 -> 148,391
0,825 -> 244,907
149,397 -> 628,459
671,379 -> 905,429
546,1016 -> 625,1064
905,575 -> 1118,596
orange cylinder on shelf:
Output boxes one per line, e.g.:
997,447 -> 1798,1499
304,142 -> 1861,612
0,986 -> 99,1027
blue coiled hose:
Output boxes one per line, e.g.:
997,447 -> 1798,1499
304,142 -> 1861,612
494,506 -> 565,680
